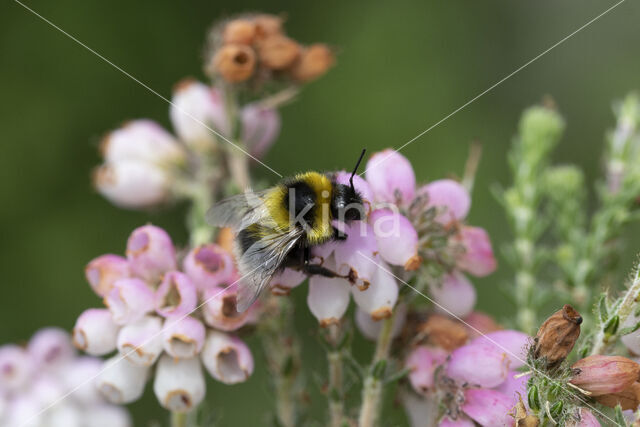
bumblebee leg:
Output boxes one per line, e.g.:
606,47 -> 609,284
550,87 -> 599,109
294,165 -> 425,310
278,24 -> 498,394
333,226 -> 348,241
303,263 -> 343,278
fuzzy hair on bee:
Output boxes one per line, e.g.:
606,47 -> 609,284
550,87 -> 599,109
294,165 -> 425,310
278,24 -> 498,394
207,149 -> 367,312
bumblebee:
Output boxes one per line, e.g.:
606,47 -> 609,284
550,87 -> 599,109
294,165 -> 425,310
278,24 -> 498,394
207,150 -> 367,311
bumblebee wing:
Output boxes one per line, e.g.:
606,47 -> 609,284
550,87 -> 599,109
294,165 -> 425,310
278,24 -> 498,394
235,227 -> 303,312
206,190 -> 270,230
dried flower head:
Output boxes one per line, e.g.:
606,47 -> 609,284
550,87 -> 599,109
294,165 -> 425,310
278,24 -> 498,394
570,355 -> 640,396
418,314 -> 468,351
593,381 -> 640,410
212,44 -> 256,83
290,44 -> 335,82
257,35 -> 301,70
531,304 -> 581,369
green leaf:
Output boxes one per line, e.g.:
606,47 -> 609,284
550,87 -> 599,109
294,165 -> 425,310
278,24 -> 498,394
372,359 -> 387,380
527,385 -> 540,411
615,404 -> 627,426
598,294 -> 608,323
549,401 -> 563,420
604,315 -> 620,336
384,367 -> 411,384
618,320 -> 640,336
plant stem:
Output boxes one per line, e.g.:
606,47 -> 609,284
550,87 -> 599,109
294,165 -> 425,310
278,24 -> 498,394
221,83 -> 250,190
591,265 -> 640,355
327,324 -> 344,427
171,412 -> 187,427
358,314 -> 394,427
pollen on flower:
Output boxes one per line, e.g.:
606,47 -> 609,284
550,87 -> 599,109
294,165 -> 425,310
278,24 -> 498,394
371,307 -> 393,321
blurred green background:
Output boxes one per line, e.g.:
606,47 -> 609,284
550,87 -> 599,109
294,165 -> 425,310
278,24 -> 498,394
1,0 -> 639,425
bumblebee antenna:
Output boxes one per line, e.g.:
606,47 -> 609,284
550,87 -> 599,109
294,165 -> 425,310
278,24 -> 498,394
349,149 -> 366,190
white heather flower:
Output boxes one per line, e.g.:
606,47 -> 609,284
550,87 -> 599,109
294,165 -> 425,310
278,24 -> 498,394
5,395 -> 42,427
170,80 -> 229,151
351,262 -> 398,320
126,225 -> 177,284
202,286 -> 251,331
85,254 -> 131,297
117,315 -> 163,367
46,403 -> 82,427
183,244 -> 235,291
270,268 -> 307,296
155,271 -> 198,318
430,272 -> 476,318
162,316 -> 206,359
96,356 -> 149,404
27,327 -> 75,369
0,345 -> 32,392
73,308 -> 120,356
100,120 -> 185,166
104,278 -> 155,325
307,255 -> 350,327
355,304 -> 407,341
63,356 -> 103,405
201,331 -> 254,384
153,355 -> 206,412
94,161 -> 172,209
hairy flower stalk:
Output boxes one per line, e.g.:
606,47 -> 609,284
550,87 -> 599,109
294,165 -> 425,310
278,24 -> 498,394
501,103 -> 565,334
358,314 -> 394,427
327,324 -> 345,427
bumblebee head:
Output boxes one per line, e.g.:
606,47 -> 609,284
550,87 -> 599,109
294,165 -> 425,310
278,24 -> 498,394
331,149 -> 367,222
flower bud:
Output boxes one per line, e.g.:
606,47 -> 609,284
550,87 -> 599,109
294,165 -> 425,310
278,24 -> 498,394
257,35 -> 301,69
462,388 -> 513,427
370,209 -> 421,270
155,271 -> 198,318
96,356 -> 149,404
567,408 -> 602,427
126,225 -> 177,284
0,345 -> 32,392
365,149 -> 416,205
104,278 -> 155,325
446,342 -> 510,388
593,381 -> 640,410
456,226 -> 497,277
419,179 -> 471,223
290,44 -> 335,82
117,315 -> 163,366
202,286 -> 250,331
201,331 -> 254,384
212,44 -> 256,82
418,314 -> 468,351
405,346 -> 447,394
532,304 -> 582,369
73,308 -> 120,356
355,304 -> 406,341
153,355 -> 205,412
241,103 -> 281,158
93,161 -> 171,209
471,330 -> 530,369
570,355 -> 640,396
430,272 -> 476,318
183,244 -> 235,291
28,327 -> 75,369
170,80 -> 229,150
518,105 -> 565,160
307,256 -> 350,327
85,255 -> 131,297
463,311 -> 502,338
223,19 -> 256,45
270,268 -> 306,296
86,405 -> 132,427
162,316 -> 206,359
351,262 -> 398,320
100,120 -> 185,166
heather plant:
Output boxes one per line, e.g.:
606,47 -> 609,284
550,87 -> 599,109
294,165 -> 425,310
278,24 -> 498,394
4,11 -> 640,427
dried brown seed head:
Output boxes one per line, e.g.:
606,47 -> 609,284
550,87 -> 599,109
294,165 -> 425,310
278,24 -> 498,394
532,304 -> 581,369
594,381 -> 640,410
223,19 -> 257,45
257,35 -> 301,70
419,314 -> 469,351
254,14 -> 284,40
290,44 -> 335,82
212,44 -> 256,83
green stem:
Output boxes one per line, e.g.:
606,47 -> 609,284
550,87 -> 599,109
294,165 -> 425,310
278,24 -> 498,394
171,412 -> 187,427
358,314 -> 394,427
327,324 -> 344,427
592,265 -> 640,355
221,83 -> 250,190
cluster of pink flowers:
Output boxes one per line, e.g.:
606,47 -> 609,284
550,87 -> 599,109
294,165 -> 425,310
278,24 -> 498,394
270,149 -> 496,330
74,225 -> 256,412
0,328 -> 130,427
94,79 -> 280,209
